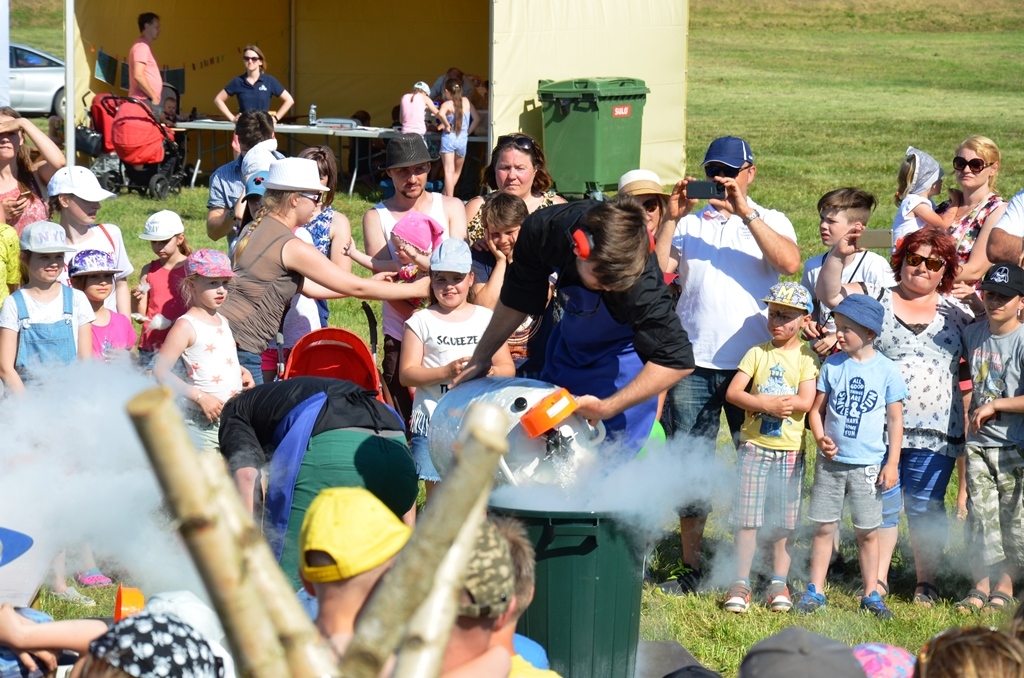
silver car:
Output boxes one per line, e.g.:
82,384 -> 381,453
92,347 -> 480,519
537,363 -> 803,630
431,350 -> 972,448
8,43 -> 64,116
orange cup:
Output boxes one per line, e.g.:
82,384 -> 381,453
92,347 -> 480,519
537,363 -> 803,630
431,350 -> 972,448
520,388 -> 578,438
114,583 -> 145,622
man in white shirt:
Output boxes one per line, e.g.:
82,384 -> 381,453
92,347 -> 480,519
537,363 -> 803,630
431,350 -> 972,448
987,189 -> 1024,264
656,136 -> 801,596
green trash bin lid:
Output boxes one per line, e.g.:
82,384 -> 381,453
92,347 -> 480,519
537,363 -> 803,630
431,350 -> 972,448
538,77 -> 650,101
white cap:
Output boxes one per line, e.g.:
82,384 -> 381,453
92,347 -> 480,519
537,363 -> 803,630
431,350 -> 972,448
263,157 -> 328,193
20,221 -> 75,253
139,210 -> 185,241
47,165 -> 117,202
413,81 -> 430,94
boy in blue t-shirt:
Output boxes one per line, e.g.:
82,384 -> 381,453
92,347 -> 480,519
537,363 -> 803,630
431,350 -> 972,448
798,294 -> 907,619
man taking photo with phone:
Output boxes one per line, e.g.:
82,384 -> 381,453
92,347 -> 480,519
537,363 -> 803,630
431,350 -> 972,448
655,135 -> 801,597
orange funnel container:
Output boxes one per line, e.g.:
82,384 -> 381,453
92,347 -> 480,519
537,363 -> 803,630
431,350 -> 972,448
114,583 -> 145,622
520,388 -> 578,438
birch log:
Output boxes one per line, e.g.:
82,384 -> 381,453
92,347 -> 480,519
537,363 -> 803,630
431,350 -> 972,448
126,387 -> 289,678
339,403 -> 509,678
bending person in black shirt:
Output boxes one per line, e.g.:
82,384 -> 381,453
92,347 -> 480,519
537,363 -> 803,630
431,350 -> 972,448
219,376 -> 418,588
455,194 -> 695,454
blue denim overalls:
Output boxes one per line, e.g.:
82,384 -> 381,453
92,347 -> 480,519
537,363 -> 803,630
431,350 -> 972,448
12,286 -> 77,379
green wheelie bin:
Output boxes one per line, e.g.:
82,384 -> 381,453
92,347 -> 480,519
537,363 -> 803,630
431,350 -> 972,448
538,77 -> 650,196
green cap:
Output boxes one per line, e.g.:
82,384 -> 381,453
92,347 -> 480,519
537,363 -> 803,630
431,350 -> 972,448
458,520 -> 514,619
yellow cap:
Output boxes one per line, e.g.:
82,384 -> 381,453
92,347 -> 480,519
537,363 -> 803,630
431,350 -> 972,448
299,487 -> 412,583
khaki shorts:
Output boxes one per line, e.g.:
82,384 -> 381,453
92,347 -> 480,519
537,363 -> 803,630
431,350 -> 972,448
965,444 -> 1024,567
807,455 -> 883,530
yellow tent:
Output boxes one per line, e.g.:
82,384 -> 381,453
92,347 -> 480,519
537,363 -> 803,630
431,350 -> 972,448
70,0 -> 688,184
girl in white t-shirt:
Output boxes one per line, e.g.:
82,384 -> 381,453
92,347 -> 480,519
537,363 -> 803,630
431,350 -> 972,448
892,146 -> 954,250
0,221 -> 93,394
400,238 -> 514,491
154,249 -> 253,451
46,166 -> 134,314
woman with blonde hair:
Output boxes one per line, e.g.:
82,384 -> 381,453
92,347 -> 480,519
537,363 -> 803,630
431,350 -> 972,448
938,135 -> 1008,283
222,157 -> 428,385
0,106 -> 64,235
214,44 -> 294,123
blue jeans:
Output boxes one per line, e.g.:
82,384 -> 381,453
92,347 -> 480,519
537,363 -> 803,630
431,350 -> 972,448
663,367 -> 745,517
237,350 -> 264,386
881,448 -> 956,531
410,433 -> 441,482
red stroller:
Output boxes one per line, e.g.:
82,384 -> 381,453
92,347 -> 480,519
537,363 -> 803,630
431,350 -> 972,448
86,92 -> 190,199
281,302 -> 387,404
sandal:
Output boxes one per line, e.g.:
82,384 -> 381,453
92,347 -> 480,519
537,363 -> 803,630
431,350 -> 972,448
856,580 -> 890,597
76,568 -> 113,588
52,586 -> 96,606
954,589 -> 988,614
914,582 -> 940,607
983,591 -> 1015,614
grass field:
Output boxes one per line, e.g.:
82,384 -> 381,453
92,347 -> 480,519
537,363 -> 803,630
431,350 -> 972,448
12,0 -> 1024,674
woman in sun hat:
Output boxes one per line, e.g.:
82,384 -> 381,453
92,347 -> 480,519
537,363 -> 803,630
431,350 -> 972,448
221,157 -> 430,385
618,169 -> 678,273
47,165 -> 133,314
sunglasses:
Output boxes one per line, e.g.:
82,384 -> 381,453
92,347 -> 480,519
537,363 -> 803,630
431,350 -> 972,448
641,197 -> 662,213
952,156 -> 993,173
243,56 -> 261,62
905,252 -> 945,272
496,134 -> 535,152
299,192 -> 322,205
704,163 -> 750,179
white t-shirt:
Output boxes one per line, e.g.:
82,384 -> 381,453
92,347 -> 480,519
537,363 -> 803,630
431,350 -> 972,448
891,194 -> 932,248
59,224 -> 135,312
801,251 -> 896,331
673,199 -> 797,370
405,304 -> 493,434
992,189 -> 1024,237
179,313 -> 244,405
0,287 -> 95,345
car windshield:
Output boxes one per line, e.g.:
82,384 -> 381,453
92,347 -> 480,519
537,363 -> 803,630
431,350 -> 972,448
11,47 -> 60,69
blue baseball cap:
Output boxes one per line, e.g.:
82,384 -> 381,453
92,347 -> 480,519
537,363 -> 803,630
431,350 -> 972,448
430,238 -> 472,274
702,136 -> 754,168
833,294 -> 884,336
245,170 -> 269,199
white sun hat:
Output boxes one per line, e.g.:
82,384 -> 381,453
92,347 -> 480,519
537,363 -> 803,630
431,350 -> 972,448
263,157 -> 328,192
47,165 -> 117,202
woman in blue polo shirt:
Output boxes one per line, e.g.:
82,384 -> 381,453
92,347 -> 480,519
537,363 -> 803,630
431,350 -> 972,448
214,45 -> 295,123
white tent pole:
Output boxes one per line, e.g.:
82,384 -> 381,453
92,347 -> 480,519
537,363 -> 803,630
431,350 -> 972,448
64,0 -> 75,161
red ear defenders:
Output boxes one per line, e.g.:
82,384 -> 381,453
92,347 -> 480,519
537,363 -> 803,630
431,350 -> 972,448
571,226 -> 655,260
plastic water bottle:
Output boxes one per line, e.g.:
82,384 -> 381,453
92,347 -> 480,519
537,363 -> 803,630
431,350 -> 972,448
308,104 -> 317,126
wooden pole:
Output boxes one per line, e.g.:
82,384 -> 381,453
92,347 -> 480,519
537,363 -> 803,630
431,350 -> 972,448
197,452 -> 340,678
125,387 -> 290,678
390,487 -> 491,678
339,403 -> 509,678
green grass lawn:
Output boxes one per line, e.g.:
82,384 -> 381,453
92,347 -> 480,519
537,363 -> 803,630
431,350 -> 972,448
14,0 -> 1024,674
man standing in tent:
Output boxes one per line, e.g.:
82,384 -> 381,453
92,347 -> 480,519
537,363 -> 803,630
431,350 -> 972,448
128,12 -> 162,114
455,194 -> 694,454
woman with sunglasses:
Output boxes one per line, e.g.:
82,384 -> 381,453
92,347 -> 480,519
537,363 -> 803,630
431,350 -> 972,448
936,136 -> 1008,284
222,158 -> 429,386
465,133 -> 565,244
214,45 -> 294,123
617,169 -> 678,272
817,225 -> 971,607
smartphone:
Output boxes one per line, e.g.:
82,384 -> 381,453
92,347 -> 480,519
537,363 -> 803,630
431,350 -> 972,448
686,180 -> 726,200
854,229 -> 893,250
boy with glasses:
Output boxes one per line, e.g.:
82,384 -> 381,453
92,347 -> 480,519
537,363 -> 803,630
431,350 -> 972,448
658,135 -> 801,596
722,282 -> 819,613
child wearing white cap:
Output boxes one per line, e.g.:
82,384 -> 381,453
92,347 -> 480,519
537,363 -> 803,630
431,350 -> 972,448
47,166 -> 134,314
399,81 -> 449,137
399,238 -> 515,490
134,210 -> 192,370
0,221 -> 94,394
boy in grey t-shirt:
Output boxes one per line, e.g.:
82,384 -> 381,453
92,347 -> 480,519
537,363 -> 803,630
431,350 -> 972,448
957,263 -> 1024,613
